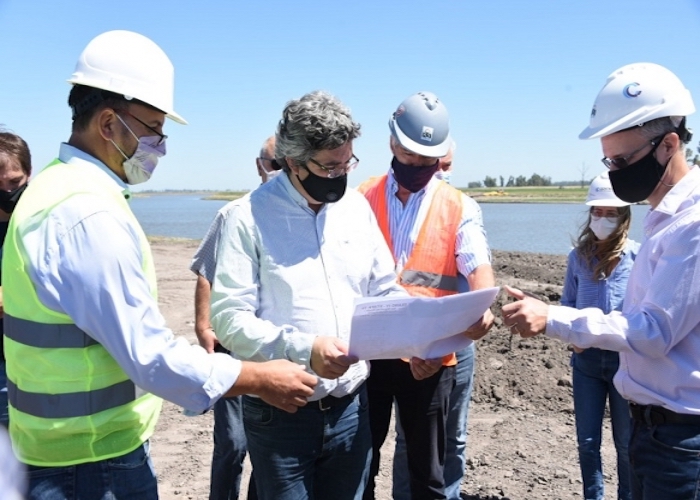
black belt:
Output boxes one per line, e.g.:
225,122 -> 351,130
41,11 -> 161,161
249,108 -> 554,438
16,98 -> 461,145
629,403 -> 700,426
315,392 -> 355,411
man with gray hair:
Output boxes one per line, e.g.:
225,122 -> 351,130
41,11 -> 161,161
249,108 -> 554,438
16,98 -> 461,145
210,90 -> 408,500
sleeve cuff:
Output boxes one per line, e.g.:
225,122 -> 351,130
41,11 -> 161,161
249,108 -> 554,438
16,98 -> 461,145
186,353 -> 242,414
545,305 -> 574,342
285,328 -> 316,368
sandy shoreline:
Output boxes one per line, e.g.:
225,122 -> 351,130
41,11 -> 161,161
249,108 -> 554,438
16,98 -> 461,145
149,239 -> 617,500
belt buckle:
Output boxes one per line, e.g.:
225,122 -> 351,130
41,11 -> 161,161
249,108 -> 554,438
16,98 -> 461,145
318,397 -> 331,411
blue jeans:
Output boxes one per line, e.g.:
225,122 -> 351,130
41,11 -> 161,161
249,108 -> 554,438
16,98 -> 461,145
210,395 -> 256,500
572,349 -> 631,500
26,441 -> 157,500
392,345 -> 475,499
0,359 -> 8,428
243,384 -> 371,500
629,418 -> 700,499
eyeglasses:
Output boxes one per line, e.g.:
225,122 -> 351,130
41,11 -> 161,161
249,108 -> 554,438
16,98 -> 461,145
601,134 -> 666,170
305,154 -> 359,179
124,111 -> 168,146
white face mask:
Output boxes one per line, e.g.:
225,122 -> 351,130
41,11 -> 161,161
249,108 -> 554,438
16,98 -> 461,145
589,215 -> 618,240
111,115 -> 167,185
263,168 -> 282,183
434,170 -> 452,184
259,158 -> 283,183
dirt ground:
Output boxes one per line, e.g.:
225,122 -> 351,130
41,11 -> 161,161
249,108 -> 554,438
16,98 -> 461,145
149,241 -> 621,500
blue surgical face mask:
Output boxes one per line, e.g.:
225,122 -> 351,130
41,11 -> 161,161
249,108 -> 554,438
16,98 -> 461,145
434,169 -> 452,184
111,114 -> 167,185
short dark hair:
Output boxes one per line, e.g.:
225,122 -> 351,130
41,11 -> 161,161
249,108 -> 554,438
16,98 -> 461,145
0,129 -> 32,175
68,84 -> 130,132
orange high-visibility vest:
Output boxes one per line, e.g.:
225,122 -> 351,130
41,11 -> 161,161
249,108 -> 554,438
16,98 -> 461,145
358,175 -> 463,366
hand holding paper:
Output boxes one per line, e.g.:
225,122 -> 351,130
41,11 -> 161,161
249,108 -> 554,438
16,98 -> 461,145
348,287 -> 499,361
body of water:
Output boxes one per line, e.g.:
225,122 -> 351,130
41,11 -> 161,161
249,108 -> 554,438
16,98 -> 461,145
130,195 -> 649,256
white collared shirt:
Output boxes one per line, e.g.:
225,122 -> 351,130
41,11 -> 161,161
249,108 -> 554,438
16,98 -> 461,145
210,173 -> 407,400
20,143 -> 240,413
547,166 -> 700,413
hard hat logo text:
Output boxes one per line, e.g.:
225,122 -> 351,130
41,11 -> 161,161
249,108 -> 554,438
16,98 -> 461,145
421,126 -> 434,142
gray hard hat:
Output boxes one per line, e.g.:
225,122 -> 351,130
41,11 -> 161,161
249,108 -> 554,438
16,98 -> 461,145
389,91 -> 451,158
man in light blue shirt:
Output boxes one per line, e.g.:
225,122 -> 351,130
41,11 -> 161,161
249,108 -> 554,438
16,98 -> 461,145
210,90 -> 408,500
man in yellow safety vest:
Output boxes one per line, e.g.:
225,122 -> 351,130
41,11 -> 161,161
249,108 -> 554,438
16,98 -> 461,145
3,30 -> 316,499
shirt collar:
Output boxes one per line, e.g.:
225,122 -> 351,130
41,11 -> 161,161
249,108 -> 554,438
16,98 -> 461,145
652,166 -> 700,216
58,143 -> 132,200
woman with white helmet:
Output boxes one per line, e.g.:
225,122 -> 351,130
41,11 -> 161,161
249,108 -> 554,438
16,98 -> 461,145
563,172 -> 639,500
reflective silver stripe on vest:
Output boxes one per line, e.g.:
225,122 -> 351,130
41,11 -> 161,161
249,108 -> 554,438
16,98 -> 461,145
400,270 -> 458,292
7,378 -> 139,419
4,314 -> 98,348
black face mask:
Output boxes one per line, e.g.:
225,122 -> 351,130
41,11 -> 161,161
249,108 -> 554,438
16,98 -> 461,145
609,144 -> 667,204
0,183 -> 28,213
297,167 -> 347,203
391,156 -> 439,193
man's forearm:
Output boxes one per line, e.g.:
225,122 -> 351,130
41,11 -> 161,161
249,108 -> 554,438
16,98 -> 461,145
194,274 -> 212,334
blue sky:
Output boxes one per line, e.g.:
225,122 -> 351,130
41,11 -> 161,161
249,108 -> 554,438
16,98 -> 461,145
2,0 -> 700,191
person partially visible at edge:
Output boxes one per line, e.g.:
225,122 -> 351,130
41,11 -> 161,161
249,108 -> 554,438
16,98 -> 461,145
390,142 -> 482,500
210,90 -> 409,500
0,130 -> 31,430
256,136 -> 282,184
565,171 -> 638,500
357,91 -> 495,500
503,62 -> 700,499
2,30 -> 316,500
191,135 -> 276,500
434,146 -> 453,184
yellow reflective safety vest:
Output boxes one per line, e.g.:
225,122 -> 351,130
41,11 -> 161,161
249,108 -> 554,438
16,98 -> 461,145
3,159 -> 162,466
358,174 -> 463,366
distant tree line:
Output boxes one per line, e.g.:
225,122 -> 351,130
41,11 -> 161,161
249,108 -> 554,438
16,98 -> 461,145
468,173 -> 553,189
466,144 -> 700,189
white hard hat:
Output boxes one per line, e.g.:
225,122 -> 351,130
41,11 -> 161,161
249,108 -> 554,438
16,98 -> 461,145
389,91 -> 451,157
585,171 -> 630,207
68,30 -> 186,124
579,62 -> 694,140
